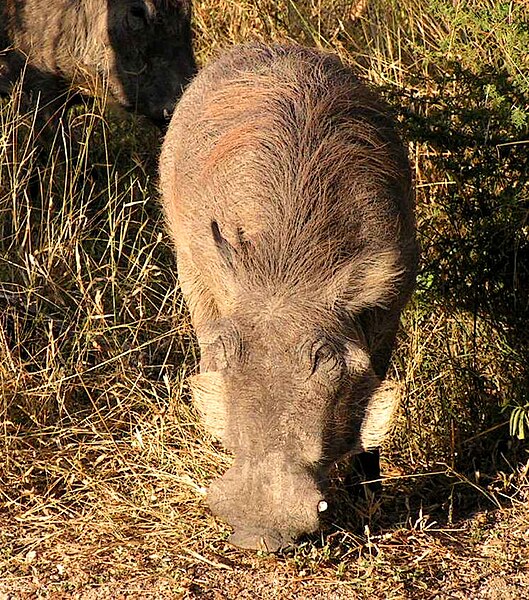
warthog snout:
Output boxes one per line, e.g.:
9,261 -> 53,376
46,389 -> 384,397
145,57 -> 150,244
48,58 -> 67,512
207,456 -> 325,551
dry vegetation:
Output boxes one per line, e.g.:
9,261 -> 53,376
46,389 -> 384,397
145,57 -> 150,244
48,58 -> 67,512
1,1 -> 528,598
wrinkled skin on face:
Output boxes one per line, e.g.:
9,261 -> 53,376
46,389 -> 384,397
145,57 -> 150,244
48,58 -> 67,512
0,0 -> 196,126
189,310 -> 395,551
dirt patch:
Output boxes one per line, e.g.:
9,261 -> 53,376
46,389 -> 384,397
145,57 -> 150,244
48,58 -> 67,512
1,504 -> 528,599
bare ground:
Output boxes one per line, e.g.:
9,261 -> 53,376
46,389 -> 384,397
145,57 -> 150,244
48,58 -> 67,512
1,485 -> 528,599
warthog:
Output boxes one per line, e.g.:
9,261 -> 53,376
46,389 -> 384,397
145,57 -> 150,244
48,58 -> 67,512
160,43 -> 418,551
0,0 -> 196,126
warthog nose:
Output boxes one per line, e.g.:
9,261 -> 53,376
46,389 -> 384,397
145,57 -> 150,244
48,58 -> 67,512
206,460 -> 325,551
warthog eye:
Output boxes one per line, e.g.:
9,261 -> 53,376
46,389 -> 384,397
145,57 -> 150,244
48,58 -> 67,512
311,343 -> 339,376
128,3 -> 150,31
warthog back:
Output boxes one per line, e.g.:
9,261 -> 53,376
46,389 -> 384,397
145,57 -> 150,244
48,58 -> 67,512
160,43 -> 418,551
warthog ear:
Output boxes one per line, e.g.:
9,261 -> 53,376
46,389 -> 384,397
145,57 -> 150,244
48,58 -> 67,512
187,371 -> 227,440
358,379 -> 401,451
330,249 -> 405,313
211,221 -> 235,269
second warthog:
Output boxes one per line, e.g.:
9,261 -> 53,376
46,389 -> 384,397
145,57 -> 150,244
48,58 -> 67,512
160,43 -> 418,551
0,0 -> 196,127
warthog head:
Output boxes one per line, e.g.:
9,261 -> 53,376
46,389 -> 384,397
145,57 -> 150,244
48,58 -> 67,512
189,287 -> 399,551
0,0 -> 196,126
106,0 -> 196,124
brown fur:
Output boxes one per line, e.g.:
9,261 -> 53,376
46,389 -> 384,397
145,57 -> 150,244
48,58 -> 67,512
0,0 -> 196,126
160,43 -> 418,551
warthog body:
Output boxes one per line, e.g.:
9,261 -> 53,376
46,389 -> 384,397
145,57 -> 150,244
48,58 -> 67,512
160,43 -> 418,551
0,0 -> 196,125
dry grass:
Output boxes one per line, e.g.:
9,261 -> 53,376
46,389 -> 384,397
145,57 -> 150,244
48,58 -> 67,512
1,1 -> 529,598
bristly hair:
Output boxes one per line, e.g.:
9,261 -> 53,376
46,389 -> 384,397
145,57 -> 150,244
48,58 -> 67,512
160,43 -> 418,327
190,44 -> 414,307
